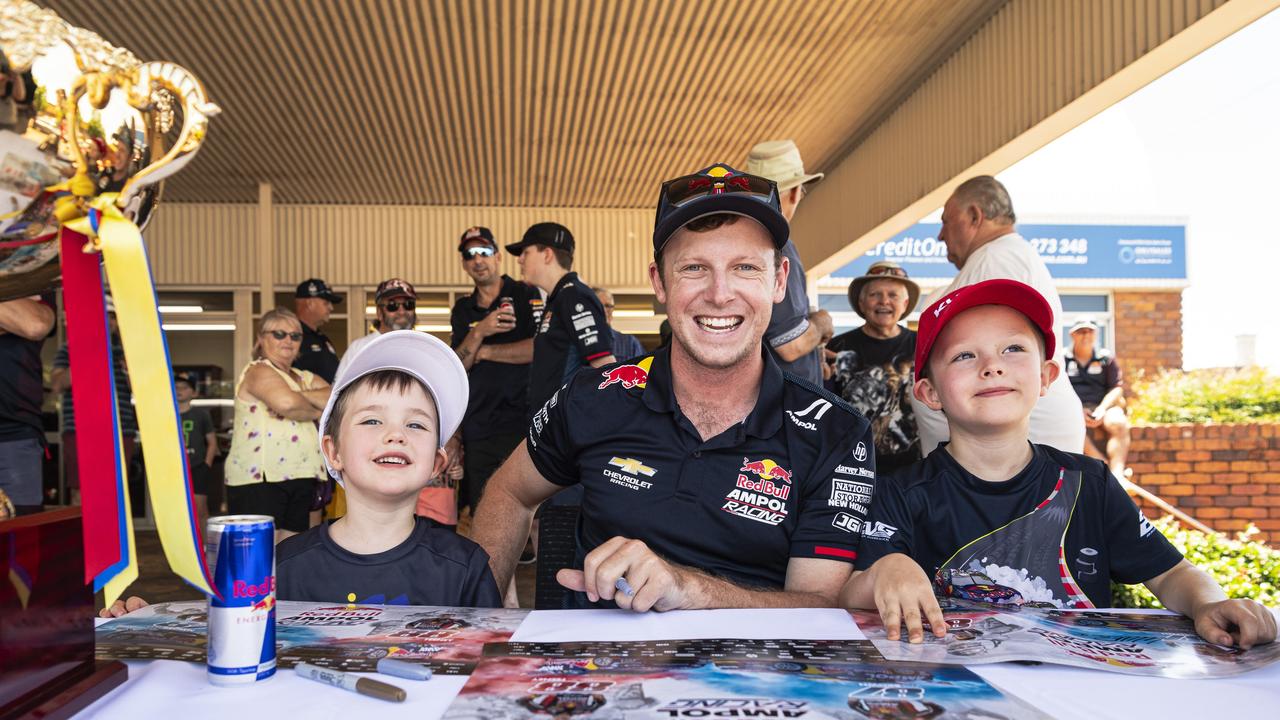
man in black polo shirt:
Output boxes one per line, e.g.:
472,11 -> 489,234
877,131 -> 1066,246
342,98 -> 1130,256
450,226 -> 540,513
1064,317 -> 1130,478
293,278 -> 342,383
473,165 -> 876,611
505,222 -> 616,413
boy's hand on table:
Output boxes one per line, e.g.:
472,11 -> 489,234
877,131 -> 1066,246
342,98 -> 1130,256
869,554 -> 947,643
1192,598 -> 1277,649
99,596 -> 149,618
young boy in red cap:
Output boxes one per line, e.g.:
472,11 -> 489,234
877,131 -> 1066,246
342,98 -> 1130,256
842,279 -> 1276,650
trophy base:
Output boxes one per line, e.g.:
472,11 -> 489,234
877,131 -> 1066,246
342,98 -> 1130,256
1,659 -> 127,720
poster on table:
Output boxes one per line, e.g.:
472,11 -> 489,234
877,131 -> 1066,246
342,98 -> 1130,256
850,599 -> 1280,678
96,600 -> 529,673
443,638 -> 1049,720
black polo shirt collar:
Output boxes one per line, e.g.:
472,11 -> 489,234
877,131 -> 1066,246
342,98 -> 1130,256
640,343 -> 785,441
468,274 -> 522,312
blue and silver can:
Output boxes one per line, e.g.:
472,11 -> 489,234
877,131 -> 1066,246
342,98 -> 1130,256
206,514 -> 277,685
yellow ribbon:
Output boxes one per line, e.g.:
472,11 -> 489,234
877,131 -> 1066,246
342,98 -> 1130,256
66,194 -> 215,599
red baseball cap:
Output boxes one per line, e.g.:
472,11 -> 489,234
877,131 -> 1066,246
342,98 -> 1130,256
914,279 -> 1056,380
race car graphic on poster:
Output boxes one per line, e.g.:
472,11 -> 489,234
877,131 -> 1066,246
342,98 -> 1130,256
850,598 -> 1280,678
96,600 -> 529,673
442,639 -> 1048,720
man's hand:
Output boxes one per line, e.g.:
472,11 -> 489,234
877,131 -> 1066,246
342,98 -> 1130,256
868,554 -> 947,643
1083,409 -> 1103,428
809,309 -> 834,345
1192,598 -> 1277,649
99,596 -> 149,618
556,536 -> 690,612
472,306 -> 516,339
821,348 -> 837,381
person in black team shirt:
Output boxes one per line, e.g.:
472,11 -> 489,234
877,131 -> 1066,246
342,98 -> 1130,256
450,226 -> 539,514
507,222 -> 616,414
105,331 -> 501,616
292,278 -> 342,384
473,164 -> 877,612
843,279 -> 1277,650
828,261 -> 921,473
1063,317 -> 1130,478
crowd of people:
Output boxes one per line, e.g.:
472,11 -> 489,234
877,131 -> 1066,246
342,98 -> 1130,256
1,136 -> 1267,649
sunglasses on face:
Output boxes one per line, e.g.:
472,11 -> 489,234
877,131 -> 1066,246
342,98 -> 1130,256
660,170 -> 778,209
462,246 -> 496,259
382,300 -> 415,312
264,329 -> 303,342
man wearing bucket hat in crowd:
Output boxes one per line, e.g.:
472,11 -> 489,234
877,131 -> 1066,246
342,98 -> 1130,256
473,163 -> 877,612
1064,317 -> 1131,478
828,261 -> 922,474
745,140 -> 834,384
104,330 -> 503,615
451,226 -> 540,518
293,277 -> 343,384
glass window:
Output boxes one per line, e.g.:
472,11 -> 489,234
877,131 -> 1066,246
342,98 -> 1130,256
1061,294 -> 1108,312
818,293 -> 852,313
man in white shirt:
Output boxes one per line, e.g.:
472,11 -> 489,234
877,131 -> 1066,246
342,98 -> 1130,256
910,175 -> 1085,456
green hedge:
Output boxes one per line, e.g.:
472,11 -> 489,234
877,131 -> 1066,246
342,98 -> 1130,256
1129,367 -> 1280,425
1112,516 -> 1280,608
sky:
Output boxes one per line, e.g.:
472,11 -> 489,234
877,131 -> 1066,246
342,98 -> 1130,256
978,8 -> 1280,371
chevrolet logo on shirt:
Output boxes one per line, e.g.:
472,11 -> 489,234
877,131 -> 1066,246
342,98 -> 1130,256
608,457 -> 656,477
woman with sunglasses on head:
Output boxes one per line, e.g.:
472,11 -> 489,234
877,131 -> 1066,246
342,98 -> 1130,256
226,307 -> 332,542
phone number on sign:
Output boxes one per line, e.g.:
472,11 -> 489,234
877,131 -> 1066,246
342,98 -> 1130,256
1028,237 -> 1088,255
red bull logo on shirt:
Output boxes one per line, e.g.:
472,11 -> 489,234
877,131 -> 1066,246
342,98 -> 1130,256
723,457 -> 794,525
598,356 -> 654,390
739,457 -> 792,484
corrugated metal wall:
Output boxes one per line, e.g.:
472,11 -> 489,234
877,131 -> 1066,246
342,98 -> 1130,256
143,203 -> 655,289
797,0 -> 1271,277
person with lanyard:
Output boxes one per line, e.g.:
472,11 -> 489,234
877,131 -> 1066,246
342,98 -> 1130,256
449,226 -> 539,516
293,278 -> 343,384
472,164 -> 877,612
827,261 -> 922,474
505,222 -> 616,416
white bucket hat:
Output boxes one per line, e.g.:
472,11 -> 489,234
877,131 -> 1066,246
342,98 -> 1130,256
317,330 -> 468,483
746,139 -> 824,192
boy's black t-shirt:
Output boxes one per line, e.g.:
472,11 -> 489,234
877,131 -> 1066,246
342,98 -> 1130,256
180,406 -> 215,467
855,443 -> 1183,608
276,517 -> 502,607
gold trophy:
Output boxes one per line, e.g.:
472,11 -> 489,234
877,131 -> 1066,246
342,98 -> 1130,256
1,2 -> 220,715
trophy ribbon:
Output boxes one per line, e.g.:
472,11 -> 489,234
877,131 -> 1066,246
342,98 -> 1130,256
64,194 -> 215,601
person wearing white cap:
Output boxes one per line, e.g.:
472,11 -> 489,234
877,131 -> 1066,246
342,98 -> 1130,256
103,330 -> 503,615
1064,317 -> 1130,477
745,139 -> 834,385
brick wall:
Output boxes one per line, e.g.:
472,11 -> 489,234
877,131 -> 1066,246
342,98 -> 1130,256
1128,423 -> 1280,545
1113,290 -> 1182,381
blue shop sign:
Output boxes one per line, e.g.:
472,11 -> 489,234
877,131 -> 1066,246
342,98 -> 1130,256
833,223 -> 1186,281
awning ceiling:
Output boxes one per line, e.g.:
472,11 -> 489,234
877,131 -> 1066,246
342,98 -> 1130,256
39,0 -> 1006,206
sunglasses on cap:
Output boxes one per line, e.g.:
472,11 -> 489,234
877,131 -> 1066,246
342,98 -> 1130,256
381,299 -> 415,312
660,170 -> 778,209
866,264 -> 908,279
462,245 -> 496,259
264,329 -> 303,342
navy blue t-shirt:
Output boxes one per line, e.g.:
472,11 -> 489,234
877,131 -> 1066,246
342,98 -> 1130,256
527,345 -> 877,605
276,517 -> 502,606
856,443 -> 1183,608
766,238 -> 820,384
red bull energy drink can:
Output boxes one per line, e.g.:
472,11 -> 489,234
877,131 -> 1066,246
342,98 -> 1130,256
498,296 -> 514,313
206,515 -> 277,685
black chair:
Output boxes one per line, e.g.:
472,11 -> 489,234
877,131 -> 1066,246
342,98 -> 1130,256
534,504 -> 580,609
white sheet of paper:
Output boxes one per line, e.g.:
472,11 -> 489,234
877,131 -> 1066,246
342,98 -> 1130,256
510,608 -> 865,642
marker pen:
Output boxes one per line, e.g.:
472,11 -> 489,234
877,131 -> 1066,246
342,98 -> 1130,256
294,662 -> 406,703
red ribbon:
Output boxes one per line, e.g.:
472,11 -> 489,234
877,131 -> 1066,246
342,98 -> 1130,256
59,227 -> 124,584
